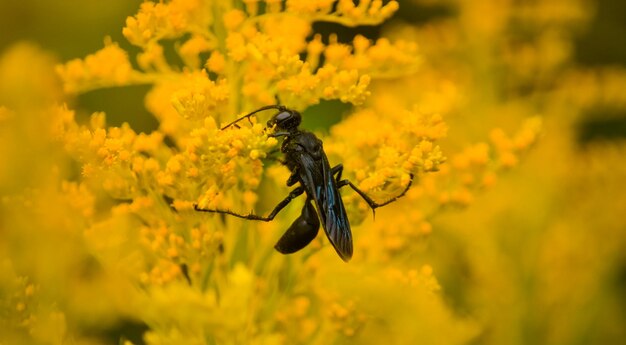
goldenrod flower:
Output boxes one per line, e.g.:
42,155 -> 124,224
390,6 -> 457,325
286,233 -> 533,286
4,0 -> 626,344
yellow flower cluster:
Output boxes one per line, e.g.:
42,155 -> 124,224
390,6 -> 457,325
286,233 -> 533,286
14,0 -> 626,344
53,106 -> 158,199
56,1 -> 418,116
170,72 -> 230,122
326,106 -> 446,205
555,67 -> 626,111
190,117 -> 278,211
49,4 -> 434,339
55,39 -> 137,93
223,26 -> 375,108
123,0 -> 215,48
245,0 -> 399,27
423,117 -> 542,209
385,265 -> 441,292
0,264 -> 36,332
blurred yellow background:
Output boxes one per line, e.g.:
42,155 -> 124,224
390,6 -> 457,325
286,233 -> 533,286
1,1 -> 626,344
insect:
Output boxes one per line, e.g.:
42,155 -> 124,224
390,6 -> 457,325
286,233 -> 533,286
194,105 -> 413,262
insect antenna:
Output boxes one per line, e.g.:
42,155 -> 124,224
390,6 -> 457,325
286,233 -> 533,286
221,105 -> 286,130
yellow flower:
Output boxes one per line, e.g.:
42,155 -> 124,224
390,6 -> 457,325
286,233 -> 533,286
9,0 -> 626,344
56,38 -> 136,93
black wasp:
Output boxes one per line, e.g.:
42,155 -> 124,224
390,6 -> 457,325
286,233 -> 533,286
194,105 -> 413,262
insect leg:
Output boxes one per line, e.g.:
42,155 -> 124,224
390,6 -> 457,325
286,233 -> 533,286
194,185 -> 305,221
331,164 -> 413,212
339,176 -> 413,210
286,168 -> 299,186
331,163 -> 343,182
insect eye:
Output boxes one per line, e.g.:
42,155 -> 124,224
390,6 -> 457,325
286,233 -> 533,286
268,110 -> 301,129
275,111 -> 291,121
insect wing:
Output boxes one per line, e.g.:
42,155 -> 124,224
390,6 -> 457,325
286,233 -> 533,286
321,155 -> 353,261
298,152 -> 353,261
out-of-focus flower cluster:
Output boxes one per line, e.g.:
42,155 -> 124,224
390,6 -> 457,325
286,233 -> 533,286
3,0 -> 626,344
